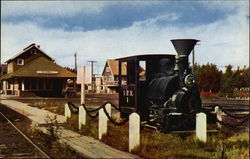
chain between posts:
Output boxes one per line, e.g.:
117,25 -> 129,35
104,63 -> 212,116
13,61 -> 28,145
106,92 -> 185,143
103,106 -> 129,126
214,105 -> 250,129
67,102 -> 79,114
217,105 -> 250,120
67,102 -> 249,130
67,101 -> 128,125
216,117 -> 249,129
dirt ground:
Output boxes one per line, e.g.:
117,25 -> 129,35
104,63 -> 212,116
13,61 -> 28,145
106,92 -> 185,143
0,104 -> 42,158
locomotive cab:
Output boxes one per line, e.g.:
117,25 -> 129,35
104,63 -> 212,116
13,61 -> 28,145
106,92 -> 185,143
117,39 -> 202,132
117,54 -> 176,121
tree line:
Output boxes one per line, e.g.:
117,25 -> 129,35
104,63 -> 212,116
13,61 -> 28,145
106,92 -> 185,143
193,63 -> 249,96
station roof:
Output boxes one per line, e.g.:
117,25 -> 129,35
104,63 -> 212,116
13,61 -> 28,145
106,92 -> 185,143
5,43 -> 53,63
1,56 -> 76,80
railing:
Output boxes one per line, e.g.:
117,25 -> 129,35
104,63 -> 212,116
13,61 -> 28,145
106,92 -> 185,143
102,81 -> 119,86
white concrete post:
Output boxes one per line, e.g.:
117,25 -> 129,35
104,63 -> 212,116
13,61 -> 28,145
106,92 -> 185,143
64,103 -> 71,122
81,66 -> 86,105
98,108 -> 108,140
78,106 -> 86,130
214,106 -> 222,129
105,103 -> 112,117
129,113 -> 140,152
196,112 -> 207,142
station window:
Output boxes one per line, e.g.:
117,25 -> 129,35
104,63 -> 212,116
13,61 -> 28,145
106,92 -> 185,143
24,79 -> 30,90
38,79 -> 44,90
139,61 -> 146,81
105,67 -> 110,72
31,79 -> 37,90
17,59 -> 24,65
45,79 -> 52,90
121,62 -> 127,85
30,49 -> 36,54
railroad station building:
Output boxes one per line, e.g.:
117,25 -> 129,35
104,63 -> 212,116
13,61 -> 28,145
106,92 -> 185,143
0,43 -> 76,97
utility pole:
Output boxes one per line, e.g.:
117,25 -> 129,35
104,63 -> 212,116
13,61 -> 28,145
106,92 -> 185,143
192,49 -> 195,74
74,52 -> 77,91
88,60 -> 97,93
74,52 -> 77,74
192,43 -> 200,74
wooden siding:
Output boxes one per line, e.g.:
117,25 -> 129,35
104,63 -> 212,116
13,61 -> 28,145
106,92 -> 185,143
7,48 -> 51,74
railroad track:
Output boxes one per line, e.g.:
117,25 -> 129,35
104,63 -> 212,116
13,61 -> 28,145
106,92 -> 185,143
0,111 -> 50,158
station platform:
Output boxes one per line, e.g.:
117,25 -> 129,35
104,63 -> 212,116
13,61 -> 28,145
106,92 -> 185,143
0,99 -> 140,159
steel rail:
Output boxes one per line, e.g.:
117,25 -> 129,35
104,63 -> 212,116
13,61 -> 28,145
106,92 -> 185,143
0,111 -> 50,158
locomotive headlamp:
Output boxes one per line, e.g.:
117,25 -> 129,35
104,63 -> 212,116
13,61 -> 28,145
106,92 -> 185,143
184,74 -> 195,85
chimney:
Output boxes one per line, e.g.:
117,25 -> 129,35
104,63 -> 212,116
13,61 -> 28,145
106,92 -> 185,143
171,39 -> 199,57
171,39 -> 199,87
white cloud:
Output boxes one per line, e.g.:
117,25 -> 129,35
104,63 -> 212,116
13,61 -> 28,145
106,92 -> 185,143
133,13 -> 180,27
1,2 -> 249,73
1,1 -> 166,18
1,1 -> 109,17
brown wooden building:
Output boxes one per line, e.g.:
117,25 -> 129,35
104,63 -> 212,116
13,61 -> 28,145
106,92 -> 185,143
102,59 -> 127,93
0,43 -> 76,97
102,59 -> 145,93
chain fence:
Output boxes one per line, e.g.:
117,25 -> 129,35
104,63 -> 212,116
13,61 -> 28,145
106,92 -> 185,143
66,101 -> 129,126
67,102 -> 79,114
215,117 -> 249,129
213,105 -> 249,129
217,105 -> 250,120
66,102 -> 249,130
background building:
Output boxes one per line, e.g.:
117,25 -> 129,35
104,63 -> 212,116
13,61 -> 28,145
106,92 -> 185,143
102,59 -> 127,93
0,43 -> 76,97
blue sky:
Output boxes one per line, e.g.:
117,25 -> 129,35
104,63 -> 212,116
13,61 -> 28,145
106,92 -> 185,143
1,1 -> 249,74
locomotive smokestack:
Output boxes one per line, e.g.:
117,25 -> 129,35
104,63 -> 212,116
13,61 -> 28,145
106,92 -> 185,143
170,39 -> 199,88
171,39 -> 199,56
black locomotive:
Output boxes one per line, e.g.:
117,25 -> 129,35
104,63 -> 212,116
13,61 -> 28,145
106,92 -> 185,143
116,39 -> 202,131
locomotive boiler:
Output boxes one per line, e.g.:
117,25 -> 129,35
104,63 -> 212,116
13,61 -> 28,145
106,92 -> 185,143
117,39 -> 202,132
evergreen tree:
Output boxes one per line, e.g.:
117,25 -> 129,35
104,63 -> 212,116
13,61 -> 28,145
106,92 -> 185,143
194,63 -> 221,92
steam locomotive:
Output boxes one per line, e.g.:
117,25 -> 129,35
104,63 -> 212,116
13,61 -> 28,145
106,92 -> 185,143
116,39 -> 202,132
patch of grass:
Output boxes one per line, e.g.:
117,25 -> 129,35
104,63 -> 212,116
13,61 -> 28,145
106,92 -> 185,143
65,114 -> 99,139
132,130 -> 249,159
65,113 -> 249,159
64,114 -> 79,132
29,101 -> 64,115
101,122 -> 129,152
29,102 -> 249,159
80,116 -> 99,139
29,129 -> 84,158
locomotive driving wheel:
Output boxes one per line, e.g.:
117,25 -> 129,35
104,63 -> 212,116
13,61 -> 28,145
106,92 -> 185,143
160,115 -> 171,133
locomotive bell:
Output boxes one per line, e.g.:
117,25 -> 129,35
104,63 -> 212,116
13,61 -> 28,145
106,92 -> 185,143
170,39 -> 199,56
